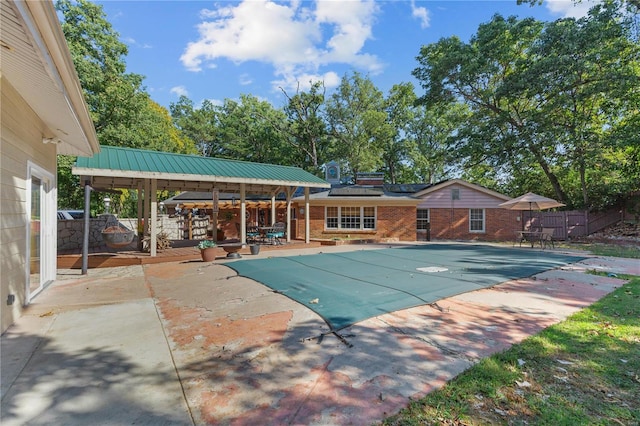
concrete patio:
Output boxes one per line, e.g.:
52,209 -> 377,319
2,243 -> 637,425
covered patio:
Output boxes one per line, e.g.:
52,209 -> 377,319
72,146 -> 330,270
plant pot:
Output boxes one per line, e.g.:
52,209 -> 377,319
102,226 -> 135,249
200,247 -> 217,262
250,244 -> 260,255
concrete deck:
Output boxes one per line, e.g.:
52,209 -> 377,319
2,243 -> 637,425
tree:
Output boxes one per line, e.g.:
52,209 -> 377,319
510,2 -> 638,209
382,83 -> 415,184
170,96 -> 219,157
279,81 -> 330,173
56,0 -> 196,211
325,72 -> 392,178
57,0 -> 143,144
414,15 -> 563,198
407,102 -> 468,184
216,94 -> 290,165
413,4 -> 639,209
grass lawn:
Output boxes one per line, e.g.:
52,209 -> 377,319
381,272 -> 640,425
560,243 -> 640,259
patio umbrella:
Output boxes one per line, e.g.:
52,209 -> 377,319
499,192 -> 565,229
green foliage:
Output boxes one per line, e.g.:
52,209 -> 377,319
410,102 -> 468,184
197,239 -> 217,249
56,0 -> 638,214
56,0 -> 196,211
326,71 -> 392,178
382,83 -> 415,184
170,96 -> 219,156
215,94 -> 290,165
413,1 -> 639,208
280,81 -> 331,173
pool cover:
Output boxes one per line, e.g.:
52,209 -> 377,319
227,244 -> 586,331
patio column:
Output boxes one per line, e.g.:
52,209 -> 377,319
240,183 -> 246,244
212,189 -> 219,243
150,179 -> 157,257
284,187 -> 297,243
143,179 -> 150,239
271,193 -> 276,225
304,187 -> 310,244
136,181 -> 143,249
81,179 -> 91,274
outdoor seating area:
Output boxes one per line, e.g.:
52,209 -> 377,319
516,227 -> 555,249
255,222 -> 286,245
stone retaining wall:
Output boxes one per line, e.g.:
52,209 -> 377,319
57,215 -> 211,250
57,214 -> 121,250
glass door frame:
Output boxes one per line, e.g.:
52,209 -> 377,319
26,161 -> 56,302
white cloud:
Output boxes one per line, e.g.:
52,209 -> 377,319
123,36 -> 153,49
170,85 -> 189,97
410,0 -> 431,28
545,0 -> 601,19
239,73 -> 253,86
180,0 -> 382,91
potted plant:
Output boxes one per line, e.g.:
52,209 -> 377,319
198,239 -> 217,262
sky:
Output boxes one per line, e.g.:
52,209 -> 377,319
93,0 -> 598,110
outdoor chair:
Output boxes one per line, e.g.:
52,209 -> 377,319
246,225 -> 260,243
266,222 -> 286,245
540,228 -> 555,249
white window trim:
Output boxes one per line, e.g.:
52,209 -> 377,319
26,161 -> 57,302
469,208 -> 485,233
325,206 -> 338,229
417,208 -> 430,230
325,206 -> 377,230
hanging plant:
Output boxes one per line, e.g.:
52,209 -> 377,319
102,225 -> 135,248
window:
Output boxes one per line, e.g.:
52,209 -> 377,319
326,206 -> 338,229
451,188 -> 460,200
340,206 -> 360,229
363,207 -> 376,229
417,209 -> 430,230
325,206 -> 376,230
469,208 -> 485,232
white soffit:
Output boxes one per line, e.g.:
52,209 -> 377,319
1,0 -> 98,156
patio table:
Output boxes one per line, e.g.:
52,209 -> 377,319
258,226 -> 276,244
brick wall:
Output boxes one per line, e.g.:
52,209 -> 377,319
430,208 -> 520,241
301,205 -> 520,242
304,205 -> 416,241
377,206 -> 416,240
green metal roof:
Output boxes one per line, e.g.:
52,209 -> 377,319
73,146 -> 330,191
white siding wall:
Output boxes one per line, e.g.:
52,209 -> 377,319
417,183 -> 505,209
1,78 -> 57,332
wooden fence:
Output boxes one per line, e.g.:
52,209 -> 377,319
524,209 -> 624,240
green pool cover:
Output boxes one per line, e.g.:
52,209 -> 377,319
227,244 -> 586,331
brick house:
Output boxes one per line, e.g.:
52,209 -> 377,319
414,179 -> 520,242
294,173 -> 520,243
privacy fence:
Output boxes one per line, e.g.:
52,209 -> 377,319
525,208 -> 628,240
